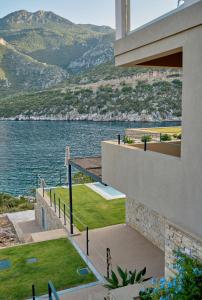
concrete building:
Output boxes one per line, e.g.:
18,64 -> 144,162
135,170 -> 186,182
102,0 -> 202,276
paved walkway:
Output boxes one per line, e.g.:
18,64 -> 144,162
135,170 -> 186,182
74,224 -> 164,279
48,224 -> 164,300
58,285 -> 107,300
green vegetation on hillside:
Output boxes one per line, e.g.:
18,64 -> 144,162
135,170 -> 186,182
0,10 -> 116,95
0,79 -> 182,120
0,238 -> 96,300
64,60 -> 181,86
0,193 -> 34,213
0,10 -> 182,120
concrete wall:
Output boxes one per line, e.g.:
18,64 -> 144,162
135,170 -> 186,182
133,142 -> 181,157
35,189 -> 63,231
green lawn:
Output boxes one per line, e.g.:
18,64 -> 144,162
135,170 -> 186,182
0,239 -> 96,300
142,126 -> 181,134
49,185 -> 125,231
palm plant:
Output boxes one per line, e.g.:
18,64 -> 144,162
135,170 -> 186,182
104,266 -> 151,290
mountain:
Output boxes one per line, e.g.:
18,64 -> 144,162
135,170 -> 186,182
0,38 -> 67,95
0,10 -> 182,121
0,10 -> 115,94
0,10 -> 73,28
0,10 -> 114,71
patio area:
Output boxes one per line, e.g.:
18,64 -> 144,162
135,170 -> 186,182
74,224 -> 164,279
57,224 -> 164,300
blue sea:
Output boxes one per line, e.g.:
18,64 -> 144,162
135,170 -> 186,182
0,120 -> 180,195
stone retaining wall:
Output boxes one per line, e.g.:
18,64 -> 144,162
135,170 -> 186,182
126,197 -> 202,276
35,190 -> 63,231
126,198 -> 165,251
165,221 -> 202,277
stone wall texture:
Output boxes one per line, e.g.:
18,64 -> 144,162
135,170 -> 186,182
165,222 -> 202,277
35,190 -> 63,231
126,197 -> 165,251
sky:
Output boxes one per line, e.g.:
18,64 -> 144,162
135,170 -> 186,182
0,0 -> 180,29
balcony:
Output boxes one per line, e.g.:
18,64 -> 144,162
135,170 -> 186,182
101,137 -> 183,234
115,0 -> 202,67
124,127 -> 181,157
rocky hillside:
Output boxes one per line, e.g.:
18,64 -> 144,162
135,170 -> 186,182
0,78 -> 182,122
0,38 -> 67,95
0,10 -> 182,121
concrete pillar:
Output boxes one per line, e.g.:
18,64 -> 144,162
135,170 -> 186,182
115,0 -> 130,40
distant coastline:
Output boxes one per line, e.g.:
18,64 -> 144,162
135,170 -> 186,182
0,114 -> 181,122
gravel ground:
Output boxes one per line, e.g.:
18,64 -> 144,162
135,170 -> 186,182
0,216 -> 19,247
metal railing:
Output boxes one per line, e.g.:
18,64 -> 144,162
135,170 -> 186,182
116,132 -> 181,157
32,281 -> 59,300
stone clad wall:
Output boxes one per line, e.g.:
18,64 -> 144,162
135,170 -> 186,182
126,198 -> 202,276
165,222 -> 202,277
35,189 -> 63,231
126,198 -> 165,251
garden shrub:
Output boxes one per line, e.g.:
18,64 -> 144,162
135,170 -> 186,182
139,250 -> 202,300
173,133 -> 182,140
123,136 -> 134,144
160,133 -> 172,141
105,266 -> 150,290
141,135 -> 152,143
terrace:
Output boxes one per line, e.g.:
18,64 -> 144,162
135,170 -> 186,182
121,126 -> 182,158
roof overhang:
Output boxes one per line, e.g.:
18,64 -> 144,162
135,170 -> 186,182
114,1 -> 202,68
69,156 -> 102,183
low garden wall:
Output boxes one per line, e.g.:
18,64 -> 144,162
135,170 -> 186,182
133,141 -> 181,157
35,189 -> 64,231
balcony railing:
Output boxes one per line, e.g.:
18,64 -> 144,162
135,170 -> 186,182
116,0 -> 201,39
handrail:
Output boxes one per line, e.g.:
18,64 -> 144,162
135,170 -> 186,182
48,281 -> 60,300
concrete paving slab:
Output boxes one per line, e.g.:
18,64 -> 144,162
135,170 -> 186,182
31,229 -> 67,242
6,210 -> 36,242
7,210 -> 35,223
58,284 -> 107,300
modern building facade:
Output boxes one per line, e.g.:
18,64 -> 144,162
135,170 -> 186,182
102,0 -> 202,276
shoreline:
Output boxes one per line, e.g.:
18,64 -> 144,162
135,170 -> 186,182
0,116 -> 181,123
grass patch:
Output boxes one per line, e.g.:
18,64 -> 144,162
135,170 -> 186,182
0,238 -> 96,300
142,127 -> 181,134
49,185 -> 125,231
